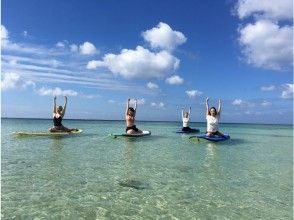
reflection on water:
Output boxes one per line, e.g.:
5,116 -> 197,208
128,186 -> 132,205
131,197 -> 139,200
119,138 -> 151,190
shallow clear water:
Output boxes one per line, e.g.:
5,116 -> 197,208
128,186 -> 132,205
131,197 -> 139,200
2,118 -> 293,219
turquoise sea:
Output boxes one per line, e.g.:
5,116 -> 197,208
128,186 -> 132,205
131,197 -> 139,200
1,118 -> 293,219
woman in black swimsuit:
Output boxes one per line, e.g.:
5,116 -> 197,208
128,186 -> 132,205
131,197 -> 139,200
49,96 -> 77,132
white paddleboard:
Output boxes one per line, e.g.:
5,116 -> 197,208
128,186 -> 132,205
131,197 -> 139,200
109,130 -> 151,138
14,129 -> 83,136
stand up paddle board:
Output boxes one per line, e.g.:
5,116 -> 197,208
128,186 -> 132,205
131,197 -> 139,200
109,130 -> 151,138
14,129 -> 83,136
190,134 -> 230,142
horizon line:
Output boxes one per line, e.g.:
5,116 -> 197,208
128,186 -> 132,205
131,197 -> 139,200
1,117 -> 292,126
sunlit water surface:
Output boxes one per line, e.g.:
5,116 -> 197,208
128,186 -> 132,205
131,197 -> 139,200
2,119 -> 293,219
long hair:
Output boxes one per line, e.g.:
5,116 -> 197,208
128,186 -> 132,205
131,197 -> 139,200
208,107 -> 217,116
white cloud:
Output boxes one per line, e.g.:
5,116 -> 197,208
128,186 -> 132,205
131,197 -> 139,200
150,102 -> 165,109
79,41 -> 97,55
23,80 -> 35,88
142,22 -> 187,51
185,90 -> 202,98
238,20 -> 293,70
232,99 -> 243,105
1,27 -> 149,93
1,25 -> 8,39
23,31 -> 28,37
1,25 -> 9,47
37,87 -> 78,96
261,100 -> 272,106
70,44 -> 78,52
88,46 -> 179,79
235,0 -> 293,71
1,72 -> 20,90
236,0 -> 293,20
1,72 -> 35,91
165,75 -> 184,85
147,82 -> 159,89
56,41 -> 66,48
129,98 -> 146,105
261,85 -> 275,91
232,99 -> 255,107
281,83 -> 293,99
87,60 -> 100,69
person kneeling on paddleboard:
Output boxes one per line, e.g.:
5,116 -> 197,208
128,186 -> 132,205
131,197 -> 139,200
205,97 -> 225,137
49,96 -> 78,132
182,107 -> 193,132
125,98 -> 142,135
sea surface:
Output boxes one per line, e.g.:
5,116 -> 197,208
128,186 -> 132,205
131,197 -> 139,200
1,118 -> 293,219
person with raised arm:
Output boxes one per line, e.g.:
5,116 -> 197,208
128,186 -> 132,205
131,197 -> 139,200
182,107 -> 192,131
49,96 -> 78,132
125,98 -> 142,134
205,97 -> 224,137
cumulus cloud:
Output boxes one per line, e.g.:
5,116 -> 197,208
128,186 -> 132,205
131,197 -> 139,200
142,22 -> 187,51
79,41 -> 97,55
87,46 -> 179,79
232,99 -> 243,105
239,20 -> 293,70
281,83 -> 293,99
1,72 -> 35,91
165,75 -> 184,85
37,87 -> 78,96
147,82 -> 159,89
236,0 -> 293,20
185,90 -> 202,98
235,0 -> 293,71
150,102 -> 165,109
261,85 -> 275,91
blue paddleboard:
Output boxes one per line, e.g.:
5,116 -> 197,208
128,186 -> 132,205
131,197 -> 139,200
190,134 -> 230,142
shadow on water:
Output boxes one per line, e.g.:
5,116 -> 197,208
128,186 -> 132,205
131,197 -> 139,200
189,136 -> 251,146
117,137 -> 152,190
118,179 -> 151,190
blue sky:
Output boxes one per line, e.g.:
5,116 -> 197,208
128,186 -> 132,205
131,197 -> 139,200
1,0 -> 293,124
